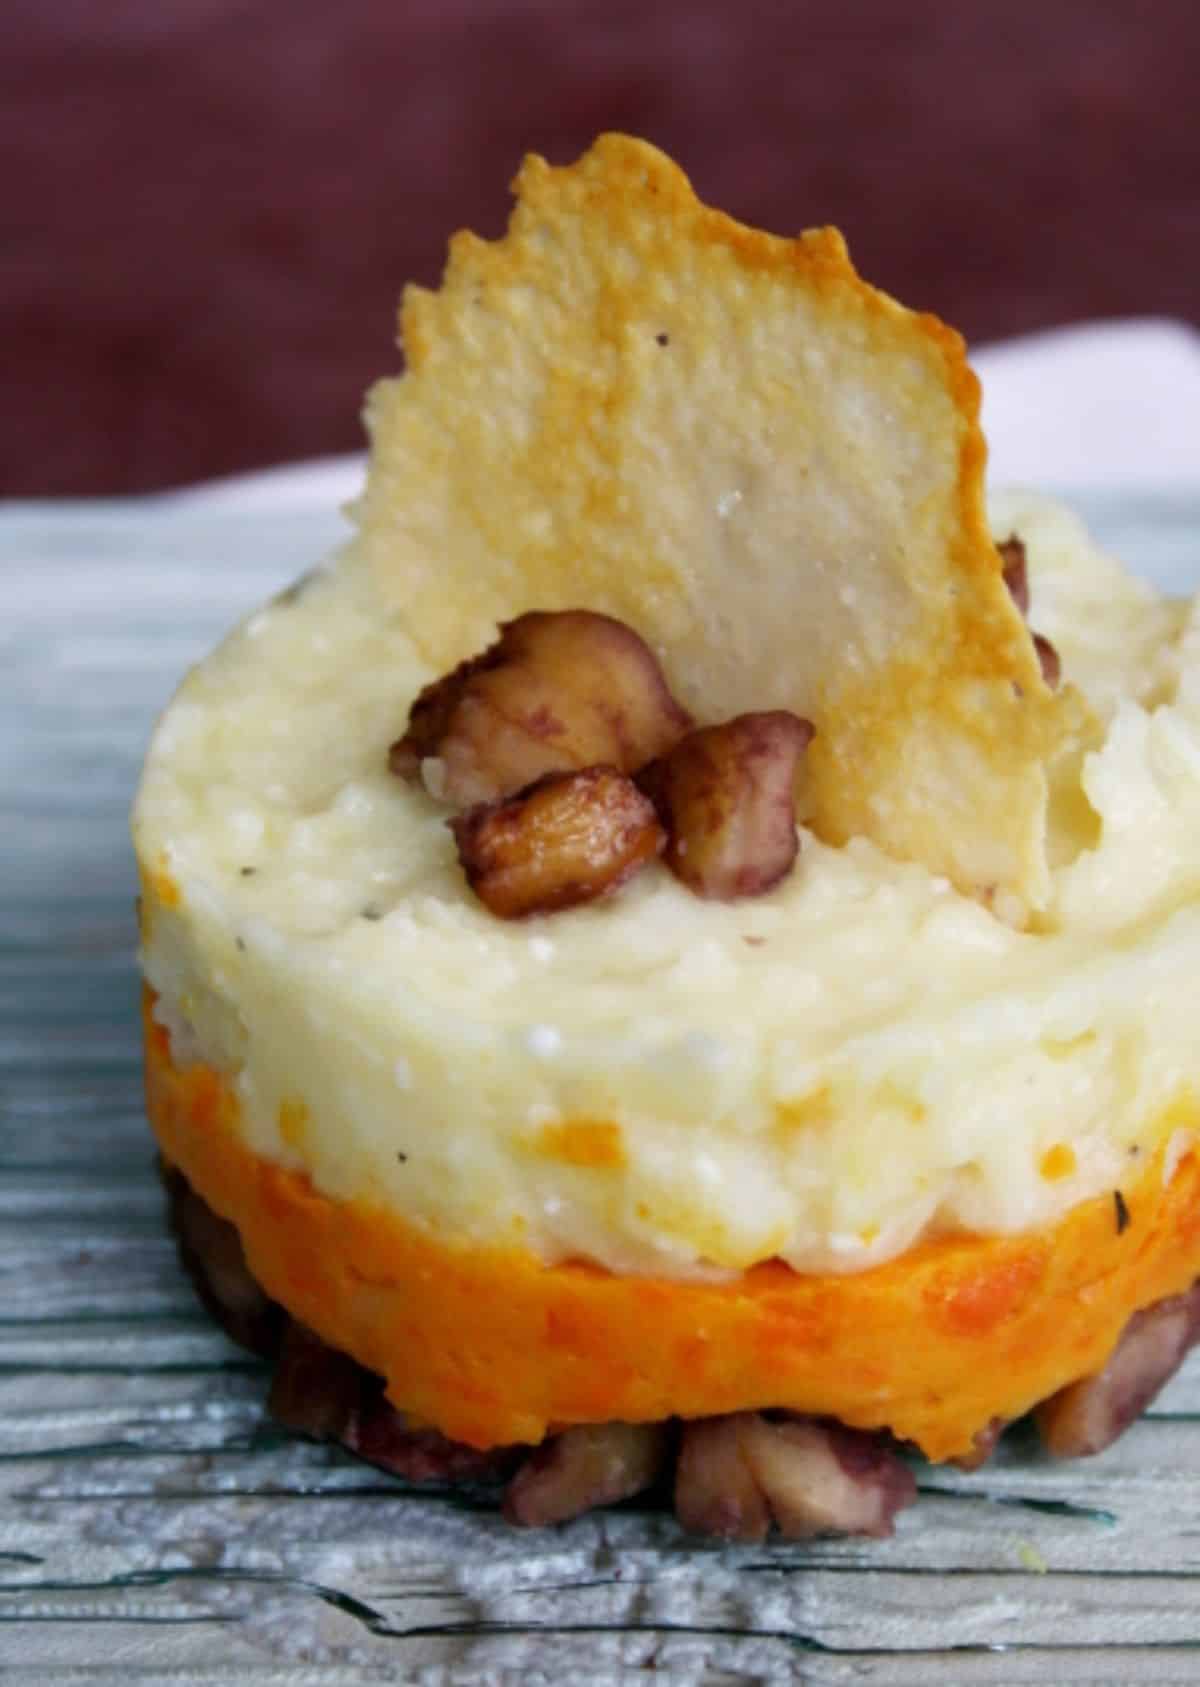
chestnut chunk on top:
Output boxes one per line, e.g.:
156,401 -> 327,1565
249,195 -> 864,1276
638,712 -> 813,901
450,767 -> 666,919
998,534 -> 1061,690
389,609 -> 813,917
390,609 -> 693,807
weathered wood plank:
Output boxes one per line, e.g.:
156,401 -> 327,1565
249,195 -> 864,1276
4,490 -> 1200,1681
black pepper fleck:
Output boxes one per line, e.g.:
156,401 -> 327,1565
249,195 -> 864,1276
362,905 -> 383,921
1114,1189 -> 1131,1234
655,332 -> 670,346
235,937 -> 246,952
240,866 -> 256,877
397,1151 -> 408,1164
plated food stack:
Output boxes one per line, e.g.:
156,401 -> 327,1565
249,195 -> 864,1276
133,135 -> 1200,1539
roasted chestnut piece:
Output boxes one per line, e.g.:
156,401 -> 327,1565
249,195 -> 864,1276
450,765 -> 665,918
639,711 -> 813,900
391,610 -> 692,806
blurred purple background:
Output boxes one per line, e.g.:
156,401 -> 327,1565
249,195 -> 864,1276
5,0 -> 1198,495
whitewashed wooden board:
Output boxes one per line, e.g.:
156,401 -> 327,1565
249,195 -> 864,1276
4,484 -> 1200,1684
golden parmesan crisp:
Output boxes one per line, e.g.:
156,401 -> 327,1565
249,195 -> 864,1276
355,132 -> 1084,912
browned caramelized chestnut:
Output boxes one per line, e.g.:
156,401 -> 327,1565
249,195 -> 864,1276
998,535 -> 1030,617
1036,1285 -> 1200,1458
674,1413 -> 915,1543
503,1422 -> 669,1527
450,765 -> 665,918
1034,632 -> 1061,690
999,533 -> 1060,689
639,711 -> 813,900
390,610 -> 692,806
387,652 -> 491,782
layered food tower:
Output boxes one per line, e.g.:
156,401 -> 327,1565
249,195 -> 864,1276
134,136 -> 1200,1538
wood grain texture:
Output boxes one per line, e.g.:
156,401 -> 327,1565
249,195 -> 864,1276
3,489 -> 1200,1681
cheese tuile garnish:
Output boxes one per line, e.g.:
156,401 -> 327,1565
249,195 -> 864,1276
356,132 -> 1084,915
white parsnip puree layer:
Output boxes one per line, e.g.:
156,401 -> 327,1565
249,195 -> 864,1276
133,493 -> 1200,1278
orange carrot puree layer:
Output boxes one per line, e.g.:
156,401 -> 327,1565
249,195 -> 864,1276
143,995 -> 1200,1460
